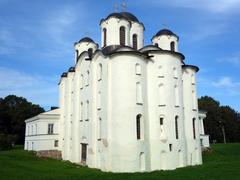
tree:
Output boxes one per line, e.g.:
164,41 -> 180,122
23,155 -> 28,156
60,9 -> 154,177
198,96 -> 240,143
0,95 -> 44,148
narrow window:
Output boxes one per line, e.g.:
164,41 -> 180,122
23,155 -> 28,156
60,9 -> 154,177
97,117 -> 102,140
54,140 -> 59,147
169,144 -> 173,151
135,63 -> 141,75
103,28 -> 107,47
173,67 -> 178,78
81,144 -> 87,163
120,26 -> 126,46
86,71 -> 89,86
133,34 -> 138,50
160,117 -> 164,125
76,50 -> 79,62
193,118 -> 196,139
136,114 -> 142,140
158,66 -> 164,77
88,48 -> 93,58
175,85 -> 180,106
159,84 -> 165,106
97,91 -> 101,110
48,124 -> 54,134
80,102 -> 83,120
155,43 -> 158,47
136,82 -> 143,104
170,41 -> 175,51
80,74 -> 83,89
175,116 -> 179,139
86,101 -> 89,120
98,63 -> 102,81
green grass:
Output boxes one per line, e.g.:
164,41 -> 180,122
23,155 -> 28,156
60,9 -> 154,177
0,144 -> 240,180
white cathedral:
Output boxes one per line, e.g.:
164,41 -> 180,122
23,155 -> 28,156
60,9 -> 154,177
24,11 -> 210,172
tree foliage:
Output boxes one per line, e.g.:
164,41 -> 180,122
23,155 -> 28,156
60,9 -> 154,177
198,96 -> 240,143
0,95 -> 44,149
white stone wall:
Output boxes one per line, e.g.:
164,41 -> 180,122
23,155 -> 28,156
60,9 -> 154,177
152,35 -> 179,52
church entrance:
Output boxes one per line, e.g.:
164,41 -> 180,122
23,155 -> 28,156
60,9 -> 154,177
81,144 -> 87,164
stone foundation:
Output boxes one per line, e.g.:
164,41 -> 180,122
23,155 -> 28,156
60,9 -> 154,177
36,150 -> 62,160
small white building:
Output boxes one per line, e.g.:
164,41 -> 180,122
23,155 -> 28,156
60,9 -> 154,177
25,11 -> 209,172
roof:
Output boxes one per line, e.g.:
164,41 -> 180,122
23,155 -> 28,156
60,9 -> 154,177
152,29 -> 179,40
106,12 -> 139,22
75,37 -> 94,45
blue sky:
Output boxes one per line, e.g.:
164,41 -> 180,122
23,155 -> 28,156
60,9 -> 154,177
0,0 -> 240,111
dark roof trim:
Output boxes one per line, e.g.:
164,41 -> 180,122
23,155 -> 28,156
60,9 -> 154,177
61,72 -> 68,78
143,49 -> 185,60
74,37 -> 95,45
182,65 -> 199,72
68,67 -> 75,72
151,29 -> 179,41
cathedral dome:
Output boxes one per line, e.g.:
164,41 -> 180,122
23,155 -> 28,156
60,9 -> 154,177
153,29 -> 179,39
105,12 -> 139,22
78,37 -> 95,44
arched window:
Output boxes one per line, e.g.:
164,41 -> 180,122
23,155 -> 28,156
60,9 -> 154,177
193,118 -> 196,139
133,34 -> 138,50
155,43 -> 159,47
88,48 -> 93,59
103,28 -> 107,47
80,74 -> 83,89
97,117 -> 102,140
135,63 -> 141,75
159,83 -> 165,106
136,82 -> 143,104
97,91 -> 101,110
86,100 -> 89,120
169,144 -> 173,151
136,114 -> 142,140
175,116 -> 179,139
120,26 -> 126,46
86,71 -> 89,86
170,41 -> 175,51
160,116 -> 164,125
76,50 -> 79,62
174,85 -> 179,106
173,67 -> 178,78
98,63 -> 102,80
158,65 -> 164,77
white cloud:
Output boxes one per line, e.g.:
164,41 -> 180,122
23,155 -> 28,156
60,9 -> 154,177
212,77 -> 234,87
0,67 -> 59,109
218,52 -> 240,67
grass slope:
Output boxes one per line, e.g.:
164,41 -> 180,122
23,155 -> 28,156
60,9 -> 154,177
0,144 -> 240,180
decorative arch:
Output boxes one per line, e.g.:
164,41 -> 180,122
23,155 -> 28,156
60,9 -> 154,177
136,114 -> 143,140
103,28 -> 107,47
175,116 -> 179,139
170,41 -> 175,51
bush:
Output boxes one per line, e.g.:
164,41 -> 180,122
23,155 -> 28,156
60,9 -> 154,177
0,134 -> 17,150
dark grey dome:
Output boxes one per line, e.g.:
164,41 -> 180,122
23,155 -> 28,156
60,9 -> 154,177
154,29 -> 178,38
106,12 -> 139,22
78,37 -> 94,43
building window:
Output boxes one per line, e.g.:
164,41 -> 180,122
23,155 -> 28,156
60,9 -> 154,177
133,34 -> 138,50
54,140 -> 59,147
97,91 -> 101,110
158,83 -> 165,106
80,102 -> 83,120
76,50 -> 79,62
120,26 -> 126,46
174,85 -> 180,106
136,82 -> 143,104
136,114 -> 142,140
170,41 -> 175,51
103,28 -> 107,47
193,118 -> 196,139
97,117 -> 102,140
98,63 -> 102,81
155,43 -> 158,47
160,117 -> 164,125
175,116 -> 179,139
85,71 -> 89,86
88,48 -> 93,58
48,124 -> 54,134
81,144 -> 87,163
169,144 -> 173,151
80,74 -> 83,89
85,101 -> 89,120
173,67 -> 178,78
158,65 -> 164,77
135,63 -> 141,75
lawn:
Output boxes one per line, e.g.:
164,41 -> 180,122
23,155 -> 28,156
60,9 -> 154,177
0,144 -> 240,180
